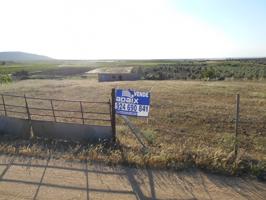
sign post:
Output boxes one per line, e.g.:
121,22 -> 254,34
111,88 -> 116,142
234,94 -> 240,159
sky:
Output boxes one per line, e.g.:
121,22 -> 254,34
0,0 -> 265,59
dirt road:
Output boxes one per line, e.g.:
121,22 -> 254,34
0,155 -> 265,200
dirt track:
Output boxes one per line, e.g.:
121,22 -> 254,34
0,155 -> 265,200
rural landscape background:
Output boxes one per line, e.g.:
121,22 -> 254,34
0,53 -> 265,180
1,0 -> 266,199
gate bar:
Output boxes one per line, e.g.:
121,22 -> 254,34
1,94 -> 7,116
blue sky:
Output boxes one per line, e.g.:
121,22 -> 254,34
0,0 -> 265,59
172,0 -> 266,50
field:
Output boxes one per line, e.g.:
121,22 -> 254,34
2,58 -> 266,81
0,76 -> 265,178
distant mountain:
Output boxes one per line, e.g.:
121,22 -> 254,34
0,51 -> 53,61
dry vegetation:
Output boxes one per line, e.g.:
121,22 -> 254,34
0,78 -> 266,178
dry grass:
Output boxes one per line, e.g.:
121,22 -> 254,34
0,78 -> 266,177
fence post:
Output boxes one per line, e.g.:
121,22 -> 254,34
50,99 -> 56,122
234,94 -> 240,159
80,101 -> 84,124
1,94 -> 7,116
24,95 -> 31,120
111,88 -> 116,142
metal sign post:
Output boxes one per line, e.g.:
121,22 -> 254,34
234,94 -> 240,159
111,88 -> 116,142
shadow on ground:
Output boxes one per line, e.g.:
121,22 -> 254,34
0,154 -> 266,200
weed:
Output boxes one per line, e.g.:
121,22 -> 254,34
0,74 -> 12,84
142,129 -> 157,144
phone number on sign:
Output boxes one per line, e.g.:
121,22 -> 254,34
116,103 -> 149,112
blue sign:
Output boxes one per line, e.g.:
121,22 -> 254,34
115,89 -> 150,117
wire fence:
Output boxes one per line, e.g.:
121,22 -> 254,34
0,92 -> 265,154
120,91 -> 266,157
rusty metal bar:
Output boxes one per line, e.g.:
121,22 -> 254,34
109,99 -> 112,124
83,118 -> 111,122
26,113 -> 56,118
4,104 -> 109,115
24,95 -> 31,120
28,107 -> 110,115
50,99 -> 56,122
80,101 -> 84,124
0,104 -> 110,116
3,104 -> 26,108
29,112 -> 111,122
0,93 -> 109,104
2,110 -> 27,115
76,110 -> 110,115
1,94 -> 7,116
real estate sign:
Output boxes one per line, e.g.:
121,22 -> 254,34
115,89 -> 150,117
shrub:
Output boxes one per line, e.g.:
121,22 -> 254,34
0,74 -> 12,84
135,59 -> 266,81
201,67 -> 216,79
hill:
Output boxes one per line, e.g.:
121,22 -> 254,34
0,51 -> 53,61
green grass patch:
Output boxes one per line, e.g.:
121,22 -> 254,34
142,128 -> 157,144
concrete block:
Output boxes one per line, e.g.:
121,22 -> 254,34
31,120 -> 112,143
0,116 -> 31,139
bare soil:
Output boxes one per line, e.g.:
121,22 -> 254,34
0,154 -> 265,200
